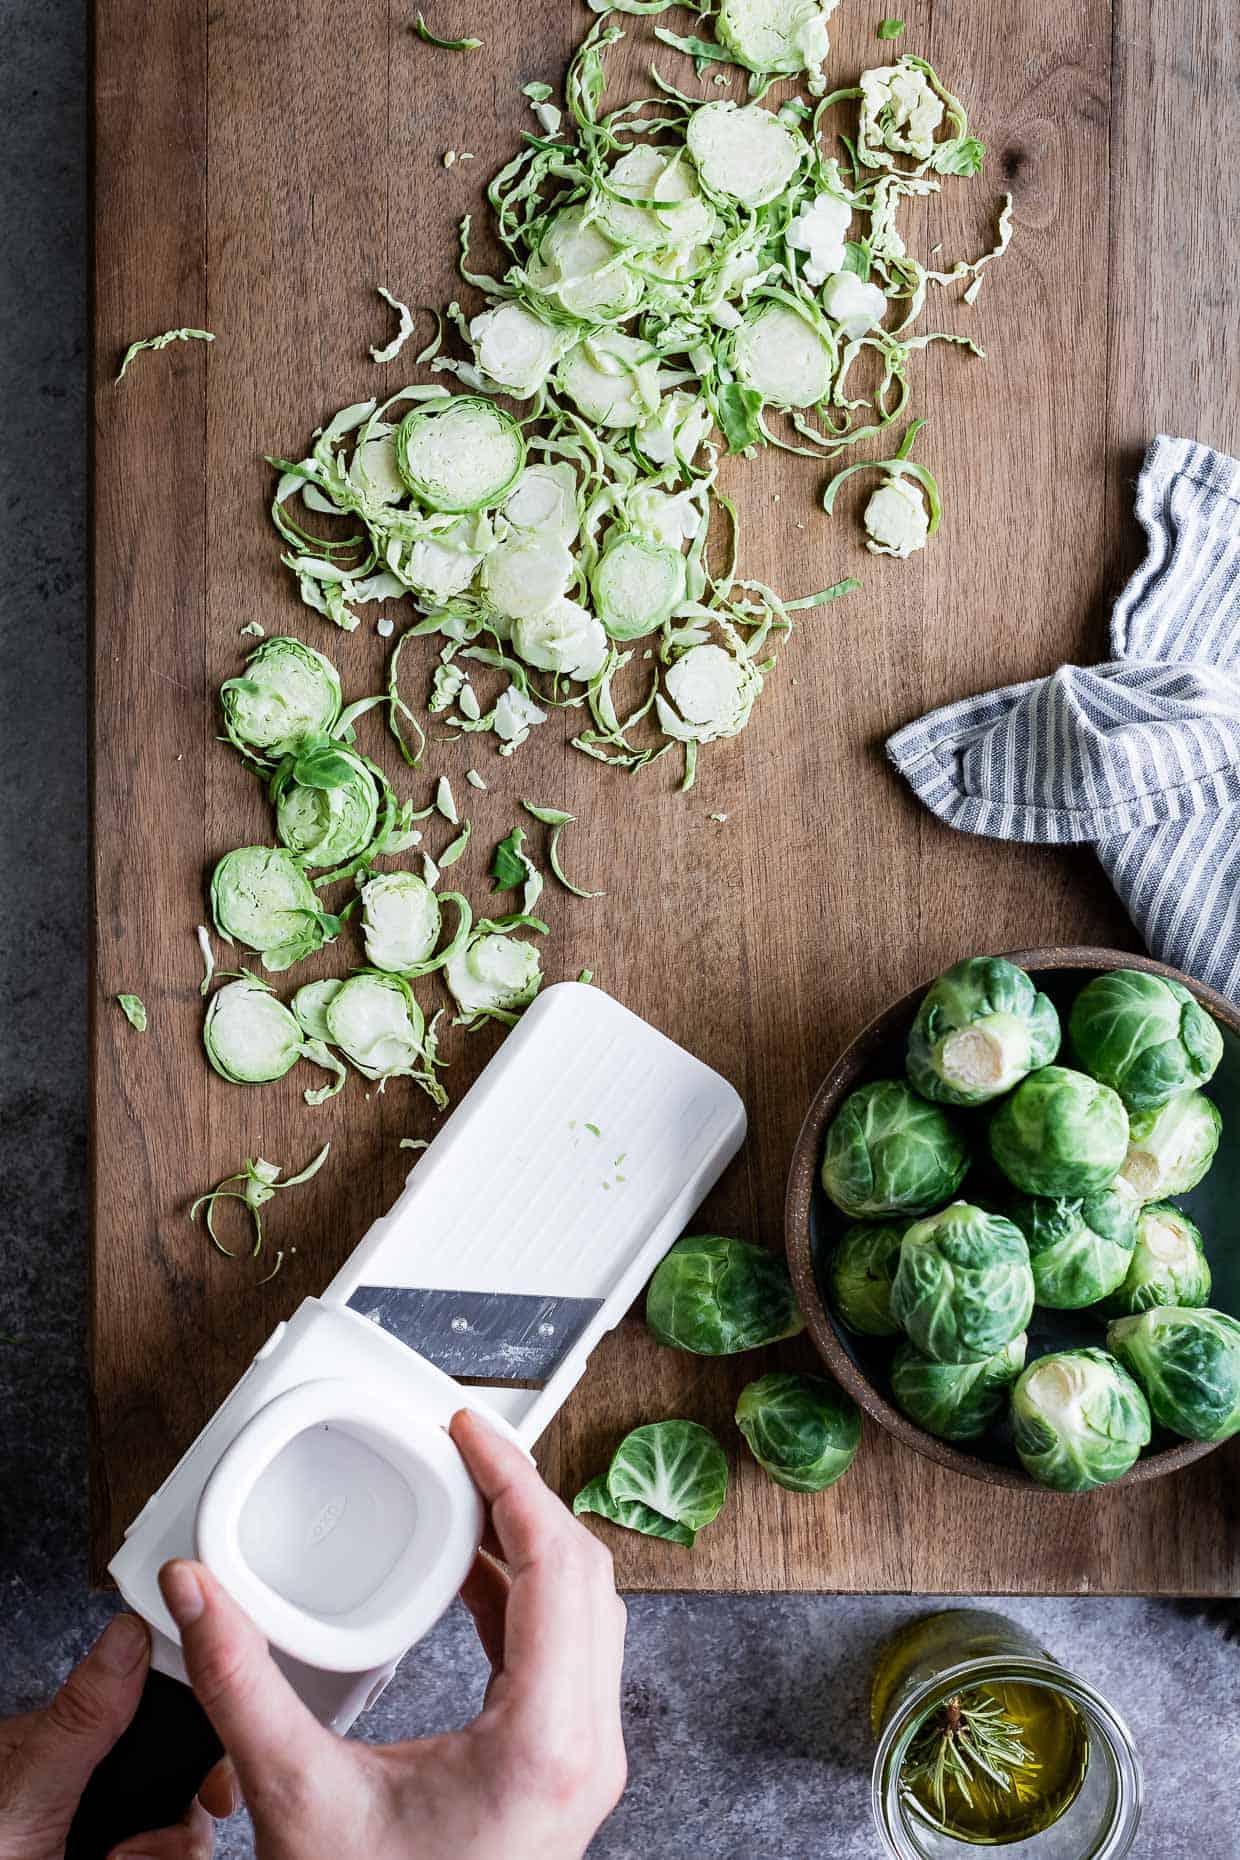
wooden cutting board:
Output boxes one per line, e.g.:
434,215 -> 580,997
91,0 -> 1240,1592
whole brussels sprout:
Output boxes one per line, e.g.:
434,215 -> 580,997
906,957 -> 1061,1106
1102,1204 -> 1211,1317
735,1372 -> 861,1492
646,1235 -> 804,1355
820,1080 -> 969,1219
890,1333 -> 1027,1442
827,1221 -> 907,1337
1069,968 -> 1223,1111
1011,1348 -> 1151,1490
989,1067 -> 1128,1198
1116,1091 -> 1222,1202
889,1203 -> 1035,1363
1108,1307 -> 1240,1442
1005,1189 -> 1136,1310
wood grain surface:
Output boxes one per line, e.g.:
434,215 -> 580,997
92,0 -> 1240,1591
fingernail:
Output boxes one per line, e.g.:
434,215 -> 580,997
97,1612 -> 149,1675
160,1559 -> 206,1627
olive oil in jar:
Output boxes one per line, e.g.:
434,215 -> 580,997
899,1679 -> 1090,1845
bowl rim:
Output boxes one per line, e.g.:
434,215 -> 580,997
784,945 -> 1240,1494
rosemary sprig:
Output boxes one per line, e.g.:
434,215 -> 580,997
902,1688 -> 1040,1825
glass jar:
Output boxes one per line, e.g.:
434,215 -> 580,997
871,1610 -> 1142,1858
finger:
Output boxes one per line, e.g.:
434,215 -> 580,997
458,1552 -> 510,1671
11,1614 -> 149,1815
159,1561 -> 338,1809
109,1796 -> 216,1859
196,1756 -> 239,1820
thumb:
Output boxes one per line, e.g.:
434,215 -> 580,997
159,1560 -> 336,1806
10,1615 -> 149,1820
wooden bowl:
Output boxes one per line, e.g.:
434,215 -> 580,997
785,947 -> 1240,1492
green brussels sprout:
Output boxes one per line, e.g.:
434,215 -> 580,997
1011,1348 -> 1151,1490
735,1372 -> 861,1492
889,1203 -> 1035,1364
906,957 -> 1061,1106
890,1333 -> 1027,1441
1108,1307 -> 1240,1442
827,1221 -> 907,1337
1069,968 -> 1223,1111
989,1067 -> 1128,1197
1102,1204 -> 1211,1317
820,1080 -> 969,1219
1005,1190 -> 1136,1310
646,1235 -> 804,1355
1116,1091 -> 1222,1202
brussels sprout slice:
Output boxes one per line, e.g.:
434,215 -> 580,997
686,101 -> 803,208
890,1203 -> 1034,1364
1116,1091 -> 1222,1202
221,637 -> 343,763
204,977 -> 305,1084
715,0 -> 839,91
272,742 -> 381,871
395,396 -> 525,513
445,916 -> 547,1026
291,978 -> 344,1043
1068,969 -> 1223,1113
1006,1189 -> 1136,1310
210,846 -> 339,972
324,970 -> 446,1104
1108,1307 -> 1240,1443
907,957 -> 1061,1106
646,1235 -> 804,1354
572,1475 -> 695,1545
359,872 -> 470,976
594,144 -> 717,252
527,206 -> 640,321
592,533 -> 686,639
1102,1203 -> 1211,1317
513,598 -> 608,682
557,333 -> 661,429
501,463 -> 580,545
1011,1348 -> 1150,1491
468,303 -> 562,398
891,1333 -> 1025,1442
482,535 -> 576,622
821,1079 -> 969,1219
655,642 -> 763,759
989,1067 -> 1128,1198
735,1370 -> 859,1491
595,1420 -> 728,1535
733,302 -> 833,409
827,1220 -> 906,1336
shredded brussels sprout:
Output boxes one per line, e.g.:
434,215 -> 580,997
370,288 -> 417,364
191,1144 -> 330,1265
116,327 -> 214,383
413,11 -> 482,50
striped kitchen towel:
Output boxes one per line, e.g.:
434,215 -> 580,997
887,435 -> 1240,1000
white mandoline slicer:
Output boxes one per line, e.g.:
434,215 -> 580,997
69,983 -> 745,1860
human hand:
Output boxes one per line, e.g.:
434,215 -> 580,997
0,1613 -> 234,1860
158,1407 -> 628,1860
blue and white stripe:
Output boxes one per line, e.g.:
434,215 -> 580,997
887,435 -> 1240,999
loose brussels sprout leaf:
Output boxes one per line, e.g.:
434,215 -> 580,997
827,1220 -> 907,1336
890,1202 -> 1034,1363
203,977 -> 305,1084
906,956 -> 1061,1106
445,918 -> 546,1025
1117,1091 -> 1222,1202
820,1079 -> 969,1219
1069,969 -> 1223,1112
1101,1203 -> 1211,1317
1005,1189 -> 1136,1310
115,326 -> 214,383
601,1420 -> 729,1533
220,637 -> 343,763
412,11 -> 482,50
891,1333 -> 1026,1442
325,971 -> 446,1105
572,1475 -> 695,1545
646,1234 -> 804,1354
210,846 -> 339,972
877,18 -> 904,38
1108,1307 -> 1240,1443
191,1144 -> 330,1263
361,871 -> 442,972
116,993 -> 147,1032
1011,1348 -> 1150,1491
370,288 -> 416,364
272,742 -> 381,871
989,1067 -> 1128,1198
291,978 -> 344,1043
735,1370 -> 860,1491
522,802 -> 603,900
395,396 -> 525,513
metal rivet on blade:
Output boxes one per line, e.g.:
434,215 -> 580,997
451,1316 -> 469,1333
537,1322 -> 555,1337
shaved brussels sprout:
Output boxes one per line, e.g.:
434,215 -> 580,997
1102,1204 -> 1211,1317
821,1080 -> 969,1219
468,303 -> 563,399
891,1333 -> 1026,1442
1005,1190 -> 1136,1310
324,970 -> 446,1105
1011,1348 -> 1150,1490
989,1067 -> 1128,1198
686,101 -> 803,208
445,917 -> 546,1025
557,332 -> 661,428
221,637 -> 342,763
786,190 -> 851,285
501,462 -> 580,545
906,957 -> 1061,1106
360,870 -> 442,973
291,977 -> 343,1043
1108,1307 -> 1240,1443
592,533 -> 686,639
857,55 -> 982,175
482,536 -> 575,622
733,302 -> 833,409
1116,1091 -> 1222,1202
203,975 -> 343,1103
715,0 -> 840,93
1069,969 -> 1223,1112
272,741 -> 380,871
575,1420 -> 728,1544
827,1220 -> 907,1336
512,597 -> 608,681
395,396 -> 525,512
646,1235 -> 804,1355
735,1371 -> 860,1492
210,846 -> 339,972
890,1203 -> 1034,1364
